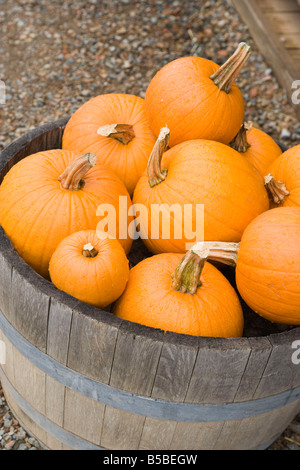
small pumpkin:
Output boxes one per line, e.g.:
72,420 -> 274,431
62,93 -> 157,194
49,230 -> 129,308
0,150 -> 133,278
264,144 -> 300,207
145,42 -> 251,147
132,127 -> 269,254
230,121 -> 282,178
198,207 -> 300,325
113,246 -> 244,338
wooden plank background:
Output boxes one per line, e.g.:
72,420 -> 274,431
230,0 -> 300,119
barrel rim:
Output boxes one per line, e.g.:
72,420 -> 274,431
0,118 -> 298,351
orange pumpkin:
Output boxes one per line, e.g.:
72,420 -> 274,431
0,150 -> 133,278
62,93 -> 156,194
145,42 -> 250,147
198,207 -> 300,325
132,127 -> 269,254
230,121 -> 282,178
265,144 -> 300,207
49,230 -> 129,308
113,246 -> 244,338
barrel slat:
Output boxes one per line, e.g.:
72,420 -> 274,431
109,321 -> 164,395
139,333 -> 199,450
47,292 -> 79,364
1,380 -> 48,449
150,332 -> 198,401
46,289 -> 80,434
101,407 -> 145,450
254,329 -> 300,399
45,375 -> 65,428
213,400 -> 300,450
10,264 -> 51,353
63,387 -> 104,446
170,421 -> 224,450
67,303 -> 122,384
0,228 -> 21,327
0,330 -> 15,386
138,419 -> 177,450
234,336 -> 273,402
12,347 -> 46,416
101,321 -> 164,449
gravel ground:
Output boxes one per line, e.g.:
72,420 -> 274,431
0,0 -> 300,451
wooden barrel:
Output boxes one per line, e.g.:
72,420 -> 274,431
0,118 -> 300,451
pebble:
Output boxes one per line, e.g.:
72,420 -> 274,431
0,385 -> 43,450
0,0 -> 299,451
280,128 -> 292,139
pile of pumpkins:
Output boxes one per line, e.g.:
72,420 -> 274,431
0,42 -> 299,338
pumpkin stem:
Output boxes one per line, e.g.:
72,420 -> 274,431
147,126 -> 170,188
82,242 -> 99,258
171,246 -> 210,294
58,153 -> 97,190
191,241 -> 240,267
230,121 -> 253,153
210,42 -> 251,93
97,123 -> 135,145
264,173 -> 290,204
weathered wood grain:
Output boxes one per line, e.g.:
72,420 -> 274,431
67,302 -> 122,384
46,290 -> 79,364
151,332 -> 198,402
185,337 -> 251,404
230,0 -> 300,119
10,263 -> 51,353
254,329 -> 300,399
100,321 -> 164,449
257,0 -> 300,12
234,336 -> 272,402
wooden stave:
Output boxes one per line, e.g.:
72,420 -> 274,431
0,119 -> 300,450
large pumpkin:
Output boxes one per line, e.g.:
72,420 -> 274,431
0,150 -> 133,278
49,230 -> 129,308
145,42 -> 250,147
265,144 -> 300,207
132,127 -> 269,254
198,207 -> 300,325
230,121 -> 282,178
62,93 -> 156,194
113,246 -> 243,338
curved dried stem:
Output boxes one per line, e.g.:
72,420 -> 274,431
171,247 -> 210,294
230,121 -> 253,153
97,123 -> 135,145
210,42 -> 251,93
191,241 -> 240,267
147,126 -> 170,188
264,173 -> 290,204
82,242 -> 98,258
58,153 -> 97,190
